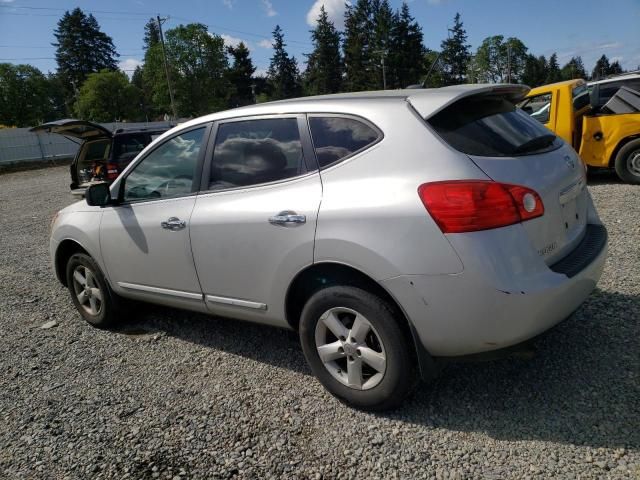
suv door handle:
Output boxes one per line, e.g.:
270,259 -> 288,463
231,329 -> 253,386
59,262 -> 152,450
268,211 -> 306,226
161,217 -> 186,231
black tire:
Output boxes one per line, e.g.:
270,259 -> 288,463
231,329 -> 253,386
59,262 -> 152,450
65,253 -> 121,328
614,139 -> 640,184
299,286 -> 416,411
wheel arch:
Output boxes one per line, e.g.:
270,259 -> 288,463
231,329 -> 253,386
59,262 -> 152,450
285,262 -> 438,380
609,134 -> 640,167
54,239 -> 90,287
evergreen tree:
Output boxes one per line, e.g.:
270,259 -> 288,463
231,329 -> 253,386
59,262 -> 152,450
546,53 -> 561,83
53,8 -> 118,106
304,6 -> 343,95
370,0 -> 395,89
608,60 -> 624,76
143,18 -> 160,50
227,42 -> 256,106
521,54 -> 548,87
390,2 -> 425,88
560,56 -> 587,80
343,0 -> 376,91
592,54 -> 610,80
131,65 -> 150,120
439,13 -> 470,85
267,25 -> 302,100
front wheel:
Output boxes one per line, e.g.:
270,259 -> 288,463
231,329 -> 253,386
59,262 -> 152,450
299,286 -> 416,411
65,253 -> 121,328
614,139 -> 640,184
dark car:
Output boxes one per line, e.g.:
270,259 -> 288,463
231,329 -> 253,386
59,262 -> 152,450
31,119 -> 173,193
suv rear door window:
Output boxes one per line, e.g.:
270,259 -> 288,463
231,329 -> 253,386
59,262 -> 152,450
429,96 -> 560,157
308,116 -> 380,168
113,133 -> 150,162
209,118 -> 305,191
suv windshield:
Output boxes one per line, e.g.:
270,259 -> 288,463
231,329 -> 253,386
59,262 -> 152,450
429,96 -> 560,157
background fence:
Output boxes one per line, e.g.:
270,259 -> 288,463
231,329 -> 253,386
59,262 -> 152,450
0,122 -> 176,166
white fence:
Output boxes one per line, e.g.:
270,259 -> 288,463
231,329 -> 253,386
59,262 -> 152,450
0,122 -> 175,166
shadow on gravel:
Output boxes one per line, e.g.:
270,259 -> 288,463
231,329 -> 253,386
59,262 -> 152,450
113,305 -> 310,375
395,289 -> 640,450
587,170 -> 625,185
114,288 -> 639,450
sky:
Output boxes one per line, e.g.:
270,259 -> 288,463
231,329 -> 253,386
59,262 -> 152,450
0,0 -> 638,79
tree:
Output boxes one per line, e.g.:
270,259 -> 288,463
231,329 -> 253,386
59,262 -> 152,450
592,54 -> 610,80
267,25 -> 302,100
53,8 -> 119,106
74,70 -> 140,122
370,0 -> 395,89
304,6 -> 343,95
343,0 -> 376,91
473,35 -> 528,83
143,18 -> 160,50
165,23 -> 230,116
227,42 -> 256,106
546,53 -> 561,83
560,56 -> 587,81
390,2 -> 425,88
609,60 -> 624,76
521,54 -> 548,87
0,64 -> 55,127
439,13 -> 471,85
422,50 -> 445,87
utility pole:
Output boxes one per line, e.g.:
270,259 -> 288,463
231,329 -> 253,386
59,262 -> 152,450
374,49 -> 388,90
157,15 -> 177,120
507,43 -> 511,83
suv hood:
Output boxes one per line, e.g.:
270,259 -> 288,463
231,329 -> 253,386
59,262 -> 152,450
31,119 -> 112,143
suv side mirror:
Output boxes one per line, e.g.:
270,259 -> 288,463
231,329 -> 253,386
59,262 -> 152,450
85,183 -> 112,207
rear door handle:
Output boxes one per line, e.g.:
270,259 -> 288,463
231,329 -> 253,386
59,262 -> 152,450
268,211 -> 306,226
161,217 -> 186,231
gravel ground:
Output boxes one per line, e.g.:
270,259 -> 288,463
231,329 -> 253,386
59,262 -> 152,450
0,166 -> 638,480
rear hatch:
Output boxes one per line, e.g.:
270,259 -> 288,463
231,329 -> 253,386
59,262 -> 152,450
413,88 -> 588,265
31,119 -> 113,191
30,119 -> 112,141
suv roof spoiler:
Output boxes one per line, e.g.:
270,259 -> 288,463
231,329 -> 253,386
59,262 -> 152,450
408,84 -> 530,119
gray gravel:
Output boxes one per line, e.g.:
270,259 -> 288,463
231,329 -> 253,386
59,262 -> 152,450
0,165 -> 638,479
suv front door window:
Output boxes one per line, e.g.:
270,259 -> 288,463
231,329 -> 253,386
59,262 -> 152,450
122,128 -> 205,202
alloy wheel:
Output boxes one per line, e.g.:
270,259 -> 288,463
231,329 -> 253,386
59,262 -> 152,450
72,265 -> 104,316
314,307 -> 387,390
628,150 -> 640,176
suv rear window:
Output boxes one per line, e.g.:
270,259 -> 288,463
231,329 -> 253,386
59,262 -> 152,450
429,96 -> 561,157
309,116 -> 380,168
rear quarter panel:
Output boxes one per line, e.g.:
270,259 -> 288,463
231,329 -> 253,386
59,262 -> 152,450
314,101 -> 490,280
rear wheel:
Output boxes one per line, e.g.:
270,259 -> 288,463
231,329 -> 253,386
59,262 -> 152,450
299,286 -> 416,411
614,139 -> 640,184
65,253 -> 121,328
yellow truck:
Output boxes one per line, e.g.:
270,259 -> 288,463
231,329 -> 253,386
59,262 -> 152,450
519,79 -> 640,184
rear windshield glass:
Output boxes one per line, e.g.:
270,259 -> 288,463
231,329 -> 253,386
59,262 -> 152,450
428,96 -> 561,157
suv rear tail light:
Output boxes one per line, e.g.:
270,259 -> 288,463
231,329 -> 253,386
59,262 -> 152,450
105,163 -> 119,181
418,180 -> 544,233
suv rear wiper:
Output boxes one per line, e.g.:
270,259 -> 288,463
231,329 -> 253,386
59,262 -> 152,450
513,134 -> 556,154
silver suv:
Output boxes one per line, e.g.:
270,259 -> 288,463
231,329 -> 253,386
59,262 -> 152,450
50,85 -> 607,410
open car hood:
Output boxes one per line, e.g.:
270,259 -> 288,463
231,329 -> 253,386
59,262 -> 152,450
30,119 -> 112,143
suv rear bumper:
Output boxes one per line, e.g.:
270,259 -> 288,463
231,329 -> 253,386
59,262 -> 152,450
382,223 -> 607,357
